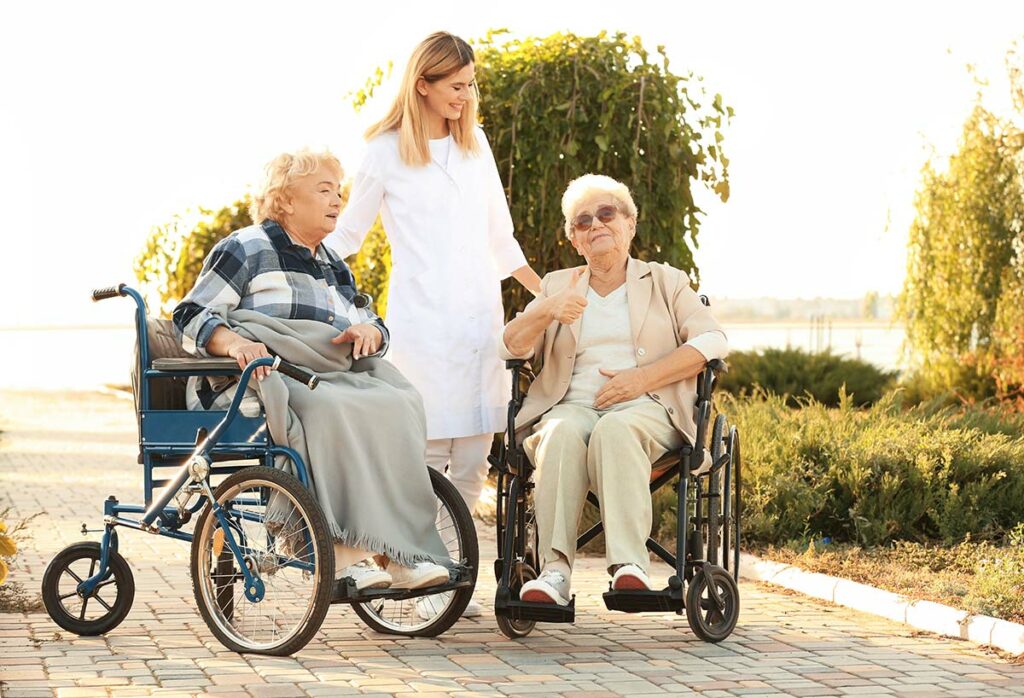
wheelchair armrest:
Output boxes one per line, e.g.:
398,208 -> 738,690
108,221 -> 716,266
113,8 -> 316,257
151,357 -> 241,372
505,358 -> 529,370
697,359 -> 728,403
707,358 -> 728,374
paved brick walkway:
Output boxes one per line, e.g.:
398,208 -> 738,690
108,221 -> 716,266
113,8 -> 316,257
1,389 -> 1022,698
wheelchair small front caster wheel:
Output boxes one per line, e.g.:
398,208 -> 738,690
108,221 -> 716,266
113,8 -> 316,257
42,542 -> 135,636
685,565 -> 739,643
496,562 -> 537,639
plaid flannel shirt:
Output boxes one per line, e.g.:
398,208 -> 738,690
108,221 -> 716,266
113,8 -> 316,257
173,219 -> 389,357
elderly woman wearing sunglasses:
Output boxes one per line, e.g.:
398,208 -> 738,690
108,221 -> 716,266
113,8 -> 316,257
500,174 -> 728,606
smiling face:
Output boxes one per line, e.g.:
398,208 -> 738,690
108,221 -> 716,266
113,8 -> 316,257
280,165 -> 342,242
569,194 -> 636,266
417,62 -> 476,126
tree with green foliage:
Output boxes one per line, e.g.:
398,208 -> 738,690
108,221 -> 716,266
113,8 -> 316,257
137,30 -> 731,320
134,186 -> 391,318
134,198 -> 253,317
475,30 -> 731,315
349,31 -> 732,317
899,103 -> 1024,399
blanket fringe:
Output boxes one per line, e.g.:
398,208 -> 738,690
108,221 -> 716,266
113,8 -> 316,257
326,519 -> 447,568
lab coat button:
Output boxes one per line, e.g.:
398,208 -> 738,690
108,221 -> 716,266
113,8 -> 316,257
637,347 -> 646,356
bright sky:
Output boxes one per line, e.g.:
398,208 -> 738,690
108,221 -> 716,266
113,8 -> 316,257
3,0 -> 1023,327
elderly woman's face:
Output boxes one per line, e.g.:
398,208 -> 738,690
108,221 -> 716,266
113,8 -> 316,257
281,166 -> 342,240
569,194 -> 635,264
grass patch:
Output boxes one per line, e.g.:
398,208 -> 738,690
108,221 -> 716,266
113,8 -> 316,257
0,506 -> 45,613
754,529 -> 1024,624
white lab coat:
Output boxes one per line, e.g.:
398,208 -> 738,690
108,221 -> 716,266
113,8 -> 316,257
327,127 -> 527,439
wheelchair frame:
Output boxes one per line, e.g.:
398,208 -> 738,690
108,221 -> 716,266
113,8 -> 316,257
492,338 -> 742,641
42,284 -> 474,652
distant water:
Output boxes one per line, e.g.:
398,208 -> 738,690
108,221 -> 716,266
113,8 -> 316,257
0,322 -> 908,392
726,322 -> 907,372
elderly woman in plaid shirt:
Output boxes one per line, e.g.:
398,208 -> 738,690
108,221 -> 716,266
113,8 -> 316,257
173,150 -> 451,592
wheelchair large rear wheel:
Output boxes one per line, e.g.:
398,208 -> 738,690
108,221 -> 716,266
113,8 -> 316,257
42,541 -> 134,636
191,467 -> 334,655
352,468 -> 478,636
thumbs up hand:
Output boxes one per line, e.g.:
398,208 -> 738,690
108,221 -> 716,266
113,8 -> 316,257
546,267 -> 588,325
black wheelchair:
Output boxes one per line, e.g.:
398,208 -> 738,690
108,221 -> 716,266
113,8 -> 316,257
41,284 -> 478,655
491,347 -> 741,642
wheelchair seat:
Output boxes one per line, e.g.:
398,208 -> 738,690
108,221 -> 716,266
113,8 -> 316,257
650,444 -> 712,481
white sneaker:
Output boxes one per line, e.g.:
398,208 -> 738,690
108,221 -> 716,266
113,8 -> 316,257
337,559 -> 392,590
386,561 -> 449,589
611,563 -> 652,591
520,568 -> 570,606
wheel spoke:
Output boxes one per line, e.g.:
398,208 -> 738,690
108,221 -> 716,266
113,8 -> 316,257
78,595 -> 90,620
93,593 -> 114,612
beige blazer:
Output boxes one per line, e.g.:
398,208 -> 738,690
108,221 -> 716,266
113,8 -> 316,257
502,257 -> 727,444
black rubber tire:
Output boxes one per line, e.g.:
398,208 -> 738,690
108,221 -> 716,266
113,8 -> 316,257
42,541 -> 135,636
708,414 -> 728,565
352,468 -> 478,637
190,467 -> 334,656
711,414 -> 727,469
727,426 -> 742,583
685,565 -> 740,643
496,562 -> 537,639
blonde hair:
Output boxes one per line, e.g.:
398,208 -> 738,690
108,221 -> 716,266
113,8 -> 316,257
561,174 -> 638,239
250,149 -> 343,224
365,31 -> 481,166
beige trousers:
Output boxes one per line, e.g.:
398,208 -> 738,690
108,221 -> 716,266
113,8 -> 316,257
425,434 -> 493,514
523,401 -> 683,574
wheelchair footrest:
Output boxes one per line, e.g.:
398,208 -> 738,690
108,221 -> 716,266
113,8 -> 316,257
331,565 -> 472,604
496,597 -> 576,623
603,587 -> 683,613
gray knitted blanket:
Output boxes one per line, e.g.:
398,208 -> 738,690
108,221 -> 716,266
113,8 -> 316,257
190,309 -> 449,566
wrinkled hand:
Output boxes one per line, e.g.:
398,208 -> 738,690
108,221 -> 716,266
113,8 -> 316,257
546,267 -> 588,325
594,366 -> 650,409
228,340 -> 272,381
331,323 -> 383,360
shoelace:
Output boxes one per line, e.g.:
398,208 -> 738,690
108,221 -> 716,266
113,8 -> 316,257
539,571 -> 566,586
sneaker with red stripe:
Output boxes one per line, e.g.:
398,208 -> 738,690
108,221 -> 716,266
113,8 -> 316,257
611,563 -> 652,591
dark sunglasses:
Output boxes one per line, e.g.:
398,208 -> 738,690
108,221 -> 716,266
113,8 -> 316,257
572,205 -> 620,233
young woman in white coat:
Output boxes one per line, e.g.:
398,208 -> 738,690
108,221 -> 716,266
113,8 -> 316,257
328,33 -> 541,523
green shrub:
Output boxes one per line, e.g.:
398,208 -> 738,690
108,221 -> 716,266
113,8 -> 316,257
724,392 -> 1024,546
718,348 -> 896,407
582,391 -> 1024,554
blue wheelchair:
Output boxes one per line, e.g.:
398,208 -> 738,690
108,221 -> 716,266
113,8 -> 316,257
41,285 -> 478,655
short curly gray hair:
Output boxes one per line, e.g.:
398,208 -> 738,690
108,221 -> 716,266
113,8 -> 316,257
561,173 -> 638,239
250,149 -> 344,224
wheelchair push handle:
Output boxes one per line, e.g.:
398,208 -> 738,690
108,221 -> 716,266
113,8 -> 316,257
91,284 -> 126,302
274,357 -> 320,390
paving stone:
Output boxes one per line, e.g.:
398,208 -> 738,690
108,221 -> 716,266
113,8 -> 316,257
4,389 -> 1024,698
